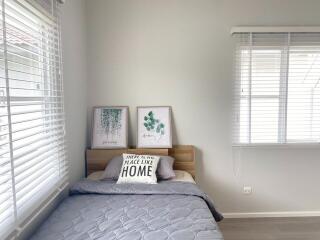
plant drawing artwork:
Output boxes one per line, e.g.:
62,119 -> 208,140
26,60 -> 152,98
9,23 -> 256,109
137,107 -> 172,148
100,108 -> 122,137
92,107 -> 128,148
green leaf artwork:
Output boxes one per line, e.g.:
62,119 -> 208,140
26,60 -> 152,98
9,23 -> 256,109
143,111 -> 165,136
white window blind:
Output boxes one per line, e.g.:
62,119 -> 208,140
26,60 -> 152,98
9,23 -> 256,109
233,32 -> 320,145
0,0 -> 66,238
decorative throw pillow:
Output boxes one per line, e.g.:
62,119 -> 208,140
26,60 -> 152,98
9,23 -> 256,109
100,154 -> 175,181
100,155 -> 123,180
117,154 -> 160,184
157,156 -> 176,180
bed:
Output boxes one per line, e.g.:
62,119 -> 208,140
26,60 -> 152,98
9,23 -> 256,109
30,146 -> 224,240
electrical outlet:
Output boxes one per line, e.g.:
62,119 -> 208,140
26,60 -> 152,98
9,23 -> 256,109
243,186 -> 252,195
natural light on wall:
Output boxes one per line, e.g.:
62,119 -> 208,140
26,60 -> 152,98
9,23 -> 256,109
0,0 -> 66,238
233,30 -> 320,145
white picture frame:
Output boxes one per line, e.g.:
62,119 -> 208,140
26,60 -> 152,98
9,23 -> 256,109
137,106 -> 172,148
91,106 -> 128,149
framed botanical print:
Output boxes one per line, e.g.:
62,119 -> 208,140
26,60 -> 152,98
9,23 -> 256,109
91,106 -> 128,149
137,106 -> 172,148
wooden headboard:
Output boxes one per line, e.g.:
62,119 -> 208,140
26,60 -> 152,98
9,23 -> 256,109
86,145 -> 196,178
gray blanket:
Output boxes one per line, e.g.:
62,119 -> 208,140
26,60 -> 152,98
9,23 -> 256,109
31,180 -> 224,240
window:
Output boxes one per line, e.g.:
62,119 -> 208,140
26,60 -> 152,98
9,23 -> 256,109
233,32 -> 320,144
0,0 -> 66,238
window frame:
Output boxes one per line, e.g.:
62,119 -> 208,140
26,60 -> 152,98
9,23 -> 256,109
234,32 -> 320,146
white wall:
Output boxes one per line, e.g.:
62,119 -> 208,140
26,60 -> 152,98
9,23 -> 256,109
62,0 -> 88,184
85,0 -> 320,214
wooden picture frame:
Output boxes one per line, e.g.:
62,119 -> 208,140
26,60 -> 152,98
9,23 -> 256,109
137,106 -> 172,148
91,106 -> 128,149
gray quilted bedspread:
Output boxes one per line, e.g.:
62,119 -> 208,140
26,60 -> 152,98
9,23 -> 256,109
30,181 -> 224,240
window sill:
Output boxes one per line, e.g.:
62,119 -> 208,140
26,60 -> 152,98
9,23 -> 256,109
6,180 -> 69,240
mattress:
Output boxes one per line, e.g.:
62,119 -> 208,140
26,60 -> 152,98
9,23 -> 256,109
30,180 -> 224,240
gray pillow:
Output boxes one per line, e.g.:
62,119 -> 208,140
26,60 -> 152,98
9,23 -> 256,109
100,155 -> 123,180
100,155 -> 176,180
157,156 -> 176,180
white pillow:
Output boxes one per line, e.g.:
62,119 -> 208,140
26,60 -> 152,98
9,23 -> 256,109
117,154 -> 160,184
168,170 -> 195,184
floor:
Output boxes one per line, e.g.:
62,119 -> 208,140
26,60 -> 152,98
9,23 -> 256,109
218,217 -> 320,240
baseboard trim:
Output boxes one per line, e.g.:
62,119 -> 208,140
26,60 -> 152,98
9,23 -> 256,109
223,211 -> 320,218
